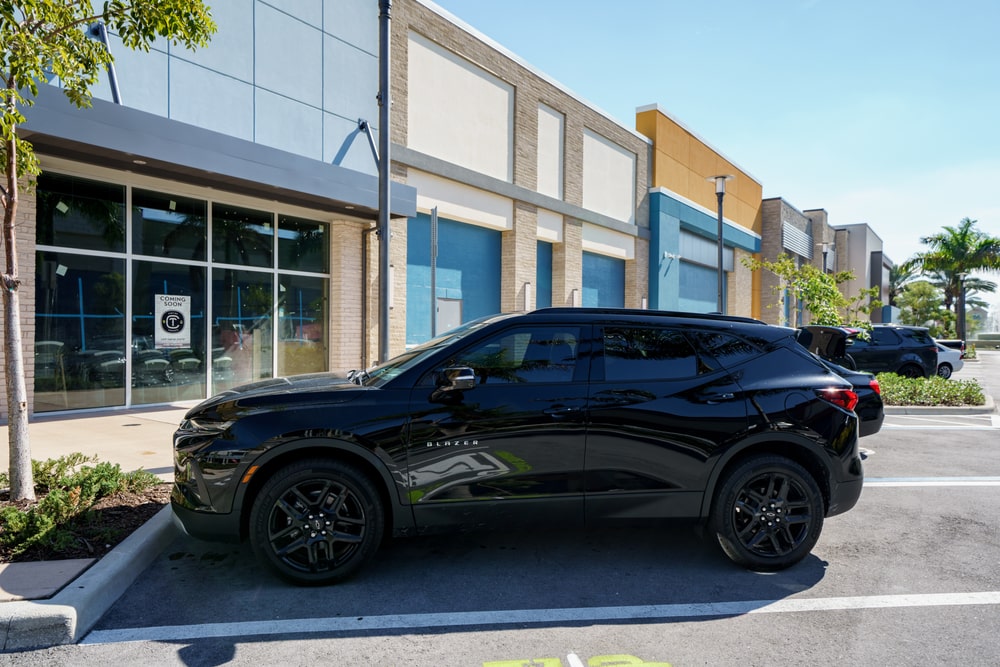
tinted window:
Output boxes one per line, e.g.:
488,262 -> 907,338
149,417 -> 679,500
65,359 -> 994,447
903,329 -> 933,345
449,326 -> 581,384
690,331 -> 760,368
872,328 -> 901,346
603,327 -> 700,381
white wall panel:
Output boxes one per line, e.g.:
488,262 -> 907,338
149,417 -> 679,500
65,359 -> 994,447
537,209 -> 563,243
582,129 -> 636,224
583,223 -> 634,259
537,104 -> 564,199
409,170 -> 512,231
407,32 -> 513,181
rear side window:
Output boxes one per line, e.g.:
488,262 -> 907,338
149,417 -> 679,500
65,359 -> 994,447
602,326 -> 703,381
903,329 -> 933,345
689,331 -> 761,368
871,328 -> 902,346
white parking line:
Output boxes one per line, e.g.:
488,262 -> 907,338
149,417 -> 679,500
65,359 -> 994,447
81,592 -> 1000,645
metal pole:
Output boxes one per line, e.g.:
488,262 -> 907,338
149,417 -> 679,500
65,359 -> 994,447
430,207 -> 438,337
377,0 -> 392,363
957,274 -> 967,342
716,190 -> 724,313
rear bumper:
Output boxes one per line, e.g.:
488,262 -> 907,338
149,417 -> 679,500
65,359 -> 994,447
828,468 -> 864,517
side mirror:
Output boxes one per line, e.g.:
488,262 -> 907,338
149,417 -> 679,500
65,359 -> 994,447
438,366 -> 476,392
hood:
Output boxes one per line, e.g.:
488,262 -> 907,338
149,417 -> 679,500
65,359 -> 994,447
186,372 -> 365,417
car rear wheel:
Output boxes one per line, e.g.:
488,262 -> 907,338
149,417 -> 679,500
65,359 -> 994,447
898,363 -> 924,378
710,455 -> 824,571
937,363 -> 953,379
250,458 -> 384,586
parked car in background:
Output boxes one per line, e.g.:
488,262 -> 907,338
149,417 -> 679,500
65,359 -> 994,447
937,339 -> 966,359
173,308 -> 865,584
796,327 -> 883,437
845,324 -> 938,378
934,341 -> 964,379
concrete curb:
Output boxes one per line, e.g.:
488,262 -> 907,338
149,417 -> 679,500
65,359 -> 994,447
884,394 -> 996,416
0,505 -> 178,651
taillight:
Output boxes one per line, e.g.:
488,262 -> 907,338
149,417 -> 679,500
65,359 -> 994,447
869,377 -> 881,395
819,387 -> 859,412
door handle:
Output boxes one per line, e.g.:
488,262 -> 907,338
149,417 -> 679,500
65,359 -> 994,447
703,392 -> 735,404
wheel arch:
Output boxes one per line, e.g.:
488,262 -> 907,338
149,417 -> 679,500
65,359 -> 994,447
234,438 -> 413,542
700,437 -> 834,521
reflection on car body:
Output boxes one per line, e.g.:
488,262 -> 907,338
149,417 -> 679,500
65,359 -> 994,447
172,308 -> 864,585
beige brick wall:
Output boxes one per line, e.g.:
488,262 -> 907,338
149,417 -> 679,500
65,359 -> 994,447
394,0 -> 650,318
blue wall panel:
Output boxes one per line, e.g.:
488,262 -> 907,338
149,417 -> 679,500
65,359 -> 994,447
407,214 -> 501,345
582,252 -> 625,308
536,241 -> 553,309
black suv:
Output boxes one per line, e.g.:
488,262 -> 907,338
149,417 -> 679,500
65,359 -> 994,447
172,308 -> 864,585
846,324 -> 939,378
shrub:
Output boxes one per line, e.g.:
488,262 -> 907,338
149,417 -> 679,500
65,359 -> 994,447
1,454 -> 160,559
877,373 -> 985,407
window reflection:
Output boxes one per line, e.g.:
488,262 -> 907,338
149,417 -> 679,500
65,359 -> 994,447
279,215 -> 328,273
212,203 -> 274,268
133,189 -> 206,260
212,268 -> 273,390
36,173 -> 125,252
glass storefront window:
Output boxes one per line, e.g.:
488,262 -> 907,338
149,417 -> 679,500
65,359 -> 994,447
36,173 -> 125,252
212,203 -> 274,268
131,261 -> 208,404
279,215 -> 328,273
133,189 -> 207,260
34,252 -> 126,412
277,274 -> 328,376
212,268 -> 274,391
34,172 -> 332,412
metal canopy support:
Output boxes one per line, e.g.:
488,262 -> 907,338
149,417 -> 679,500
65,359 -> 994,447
88,22 -> 123,105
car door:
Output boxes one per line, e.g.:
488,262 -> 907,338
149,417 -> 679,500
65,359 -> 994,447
850,327 -> 901,373
406,324 -> 591,531
585,324 -> 749,522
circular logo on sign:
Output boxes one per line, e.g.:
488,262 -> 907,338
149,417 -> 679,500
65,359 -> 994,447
161,310 -> 185,334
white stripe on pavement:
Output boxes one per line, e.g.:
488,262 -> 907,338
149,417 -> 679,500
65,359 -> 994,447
865,476 -> 1000,487
81,591 -> 1000,645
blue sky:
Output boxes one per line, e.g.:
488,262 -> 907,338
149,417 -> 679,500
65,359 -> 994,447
429,0 -> 1000,309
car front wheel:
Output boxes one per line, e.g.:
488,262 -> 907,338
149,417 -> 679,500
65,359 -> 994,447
710,455 -> 824,571
249,458 -> 384,586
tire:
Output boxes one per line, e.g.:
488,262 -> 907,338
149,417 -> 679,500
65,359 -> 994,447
249,458 -> 384,586
710,455 -> 824,571
937,364 -> 952,379
898,364 -> 923,379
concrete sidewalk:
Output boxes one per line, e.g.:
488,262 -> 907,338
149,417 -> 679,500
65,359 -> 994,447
1,403 -> 192,651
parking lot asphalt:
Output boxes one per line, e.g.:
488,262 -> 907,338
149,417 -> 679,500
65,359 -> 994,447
2,352 -> 998,650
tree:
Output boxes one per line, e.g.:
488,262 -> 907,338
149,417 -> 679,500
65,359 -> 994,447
742,254 -> 881,328
2,2 -> 216,501
887,260 -> 919,308
896,280 -> 952,337
910,217 -> 1000,318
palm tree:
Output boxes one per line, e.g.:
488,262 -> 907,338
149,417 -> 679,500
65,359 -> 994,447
888,260 -> 919,308
910,218 -> 1000,339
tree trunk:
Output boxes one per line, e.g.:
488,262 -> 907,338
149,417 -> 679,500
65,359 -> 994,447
3,132 -> 34,501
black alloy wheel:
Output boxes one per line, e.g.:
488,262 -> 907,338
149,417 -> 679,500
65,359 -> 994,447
249,459 -> 384,586
898,363 -> 924,378
711,455 -> 824,571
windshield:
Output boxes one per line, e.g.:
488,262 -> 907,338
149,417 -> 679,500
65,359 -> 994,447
350,314 -> 507,387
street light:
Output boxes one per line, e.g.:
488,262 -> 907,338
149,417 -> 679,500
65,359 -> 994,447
708,175 -> 733,313
957,272 -> 968,342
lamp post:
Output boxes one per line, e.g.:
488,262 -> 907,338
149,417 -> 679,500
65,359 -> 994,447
708,175 -> 733,313
957,272 -> 968,342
